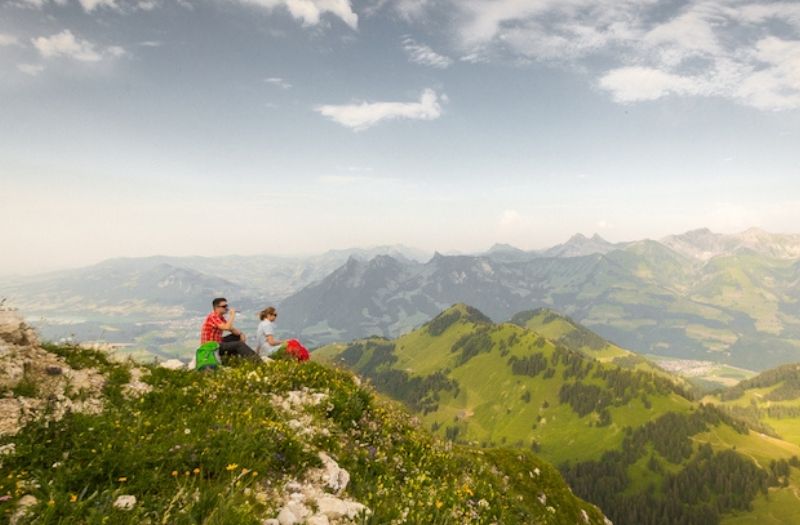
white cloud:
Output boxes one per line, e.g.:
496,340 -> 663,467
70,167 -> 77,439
79,0 -> 118,11
643,5 -> 723,64
735,37 -> 800,110
0,34 -> 19,47
599,67 -> 707,103
234,0 -> 358,29
265,77 -> 292,89
412,0 -> 800,110
32,30 -> 123,62
315,88 -> 444,131
402,37 -> 453,68
17,63 -> 45,75
33,31 -> 101,62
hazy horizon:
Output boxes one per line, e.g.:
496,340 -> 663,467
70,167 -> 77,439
2,224 -> 797,278
2,0 -> 799,275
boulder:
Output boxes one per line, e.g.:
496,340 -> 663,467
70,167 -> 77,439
276,508 -> 298,525
113,495 -> 137,510
312,452 -> 350,495
10,495 -> 38,525
0,398 -> 22,437
159,359 -> 186,370
0,311 -> 37,347
316,496 -> 349,520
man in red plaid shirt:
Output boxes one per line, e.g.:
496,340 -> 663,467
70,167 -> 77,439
201,297 -> 258,361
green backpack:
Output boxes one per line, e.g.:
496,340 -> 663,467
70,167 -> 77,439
195,342 -> 221,371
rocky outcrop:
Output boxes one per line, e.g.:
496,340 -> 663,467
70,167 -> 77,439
0,310 -> 105,437
261,452 -> 369,525
263,387 -> 370,525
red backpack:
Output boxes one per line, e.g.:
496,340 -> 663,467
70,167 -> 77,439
285,339 -> 310,362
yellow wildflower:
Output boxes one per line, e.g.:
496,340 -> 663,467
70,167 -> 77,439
70,494 -> 78,502
118,477 -> 127,482
193,468 -> 201,475
171,470 -> 178,477
226,463 -> 238,471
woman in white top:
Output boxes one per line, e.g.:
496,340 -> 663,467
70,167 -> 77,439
255,306 -> 284,357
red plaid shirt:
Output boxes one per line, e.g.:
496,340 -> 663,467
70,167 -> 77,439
200,312 -> 226,344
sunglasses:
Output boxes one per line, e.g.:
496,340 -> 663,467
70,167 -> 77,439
218,304 -> 229,309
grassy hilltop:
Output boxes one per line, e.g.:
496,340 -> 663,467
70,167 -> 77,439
316,304 -> 800,525
509,308 -> 686,385
0,314 -> 606,525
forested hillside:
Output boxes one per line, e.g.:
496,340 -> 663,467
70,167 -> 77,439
316,305 -> 800,525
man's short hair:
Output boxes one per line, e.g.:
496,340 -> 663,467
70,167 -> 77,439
212,297 -> 227,308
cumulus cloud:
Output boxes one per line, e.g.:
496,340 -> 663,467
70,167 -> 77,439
32,30 -> 123,62
235,0 -> 358,29
17,63 -> 45,75
405,0 -> 800,111
402,37 -> 452,68
315,88 -> 444,130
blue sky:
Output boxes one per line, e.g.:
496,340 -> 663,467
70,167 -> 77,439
1,0 -> 800,274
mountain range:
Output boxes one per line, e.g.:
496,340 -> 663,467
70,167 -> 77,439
3,228 -> 800,369
281,229 -> 800,370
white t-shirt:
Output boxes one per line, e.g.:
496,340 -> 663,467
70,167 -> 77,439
255,319 -> 282,355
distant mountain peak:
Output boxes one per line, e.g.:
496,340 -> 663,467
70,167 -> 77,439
683,227 -> 715,236
567,233 -> 588,242
367,254 -> 401,269
487,243 -> 524,253
543,232 -> 617,258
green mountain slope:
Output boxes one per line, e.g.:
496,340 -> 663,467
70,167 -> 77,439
510,308 -> 684,383
316,304 -> 800,525
705,364 -> 800,447
0,314 -> 606,524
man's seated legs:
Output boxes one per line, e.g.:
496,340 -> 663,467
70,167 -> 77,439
220,334 -> 259,362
